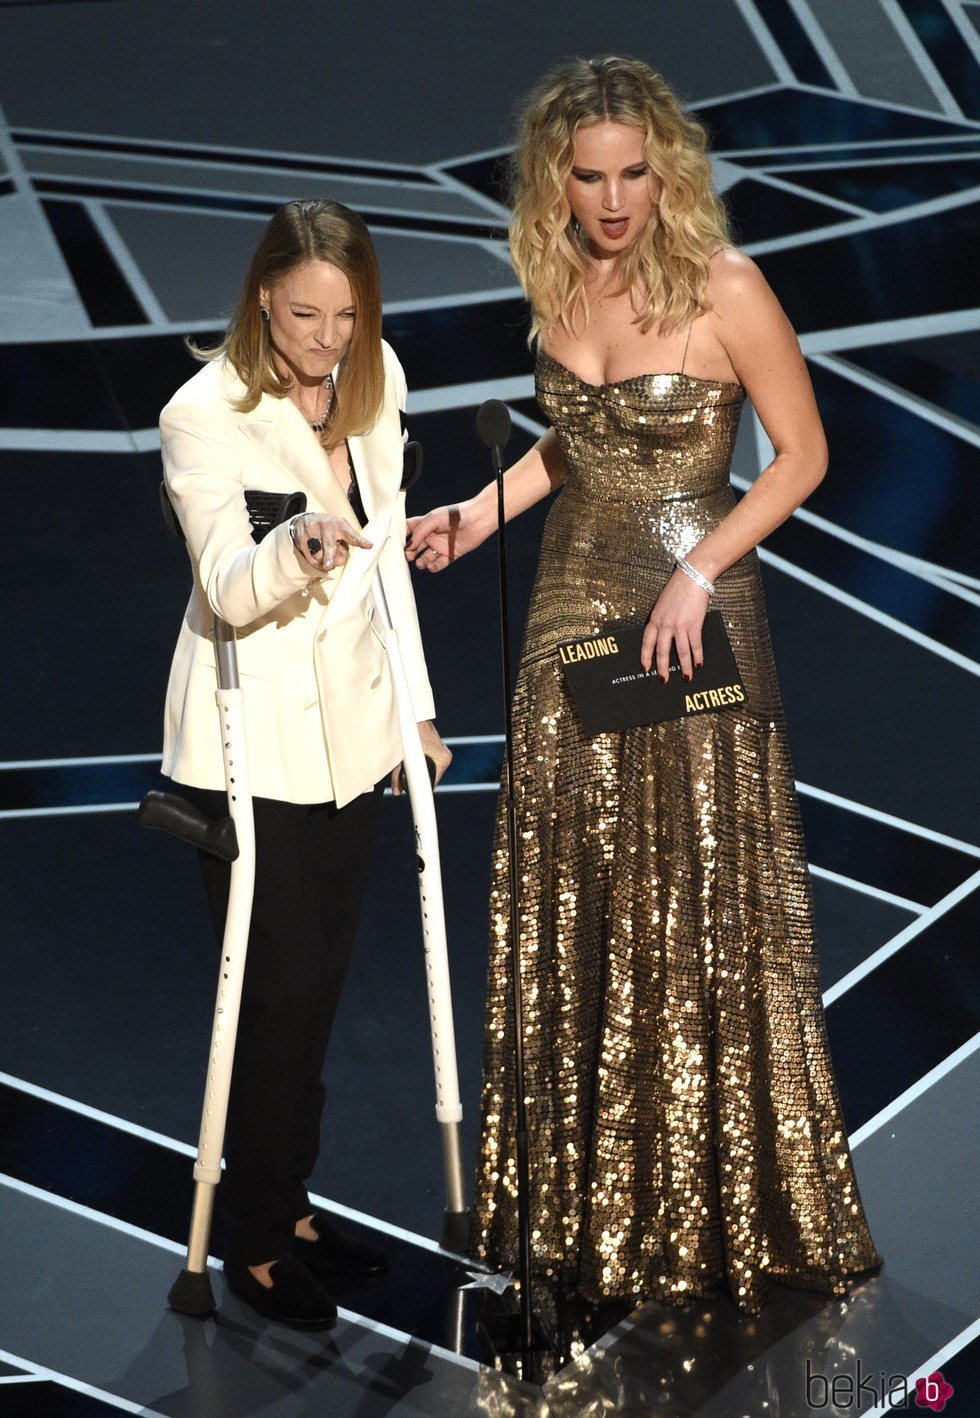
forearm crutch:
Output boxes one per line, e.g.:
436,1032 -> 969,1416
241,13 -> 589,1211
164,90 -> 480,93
141,488 -> 302,1317
171,614 -> 255,1316
371,553 -> 469,1254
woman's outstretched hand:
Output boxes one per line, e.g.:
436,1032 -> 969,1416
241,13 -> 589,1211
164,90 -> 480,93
291,512 -> 372,572
405,499 -> 488,572
641,568 -> 711,681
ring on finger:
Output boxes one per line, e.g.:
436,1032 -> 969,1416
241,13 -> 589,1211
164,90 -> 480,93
308,536 -> 323,556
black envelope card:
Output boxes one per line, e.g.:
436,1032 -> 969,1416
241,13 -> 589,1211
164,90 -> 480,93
558,609 -> 746,735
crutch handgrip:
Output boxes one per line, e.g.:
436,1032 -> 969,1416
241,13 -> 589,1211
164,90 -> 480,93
138,790 -> 239,862
399,755 -> 437,795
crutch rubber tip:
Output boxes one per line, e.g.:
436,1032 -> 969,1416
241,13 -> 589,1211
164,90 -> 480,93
168,1267 -> 216,1317
440,1209 -> 472,1258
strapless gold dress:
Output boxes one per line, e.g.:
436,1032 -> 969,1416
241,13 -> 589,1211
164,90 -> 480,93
473,350 -> 881,1312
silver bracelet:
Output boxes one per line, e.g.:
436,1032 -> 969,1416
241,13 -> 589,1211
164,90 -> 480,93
675,555 -> 715,597
287,513 -> 305,546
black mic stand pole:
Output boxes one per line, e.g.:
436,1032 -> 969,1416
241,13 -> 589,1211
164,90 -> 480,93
476,400 -> 537,1368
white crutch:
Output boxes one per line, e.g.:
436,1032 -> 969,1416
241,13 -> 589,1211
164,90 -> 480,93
141,488 -> 302,1316
370,556 -> 468,1252
170,612 -> 255,1316
302,440 -> 469,1250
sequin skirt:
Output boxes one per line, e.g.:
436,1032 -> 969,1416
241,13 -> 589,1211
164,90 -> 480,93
472,487 -> 882,1312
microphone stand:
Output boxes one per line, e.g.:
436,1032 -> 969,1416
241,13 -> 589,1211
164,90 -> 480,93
476,400 -> 541,1373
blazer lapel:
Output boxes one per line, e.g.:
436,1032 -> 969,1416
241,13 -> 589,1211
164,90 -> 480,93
239,391 -> 352,519
229,368 -> 400,529
320,420 -> 403,629
348,416 -> 401,527
346,434 -> 376,524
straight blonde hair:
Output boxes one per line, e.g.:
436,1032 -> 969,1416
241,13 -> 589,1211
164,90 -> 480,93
192,199 -> 385,446
509,56 -> 731,341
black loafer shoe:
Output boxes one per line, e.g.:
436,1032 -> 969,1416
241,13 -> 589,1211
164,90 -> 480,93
294,1214 -> 390,1280
223,1256 -> 338,1329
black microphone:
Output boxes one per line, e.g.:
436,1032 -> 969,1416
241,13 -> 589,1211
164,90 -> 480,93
475,396 -> 540,1354
476,399 -> 512,472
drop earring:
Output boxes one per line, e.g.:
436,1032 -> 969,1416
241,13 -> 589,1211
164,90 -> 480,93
260,307 -> 270,322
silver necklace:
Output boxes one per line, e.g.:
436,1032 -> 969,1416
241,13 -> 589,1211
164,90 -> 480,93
308,374 -> 335,432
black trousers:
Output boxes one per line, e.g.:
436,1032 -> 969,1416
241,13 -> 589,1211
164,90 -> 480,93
184,781 -> 384,1267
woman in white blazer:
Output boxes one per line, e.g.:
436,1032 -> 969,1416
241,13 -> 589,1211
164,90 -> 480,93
160,199 -> 450,1328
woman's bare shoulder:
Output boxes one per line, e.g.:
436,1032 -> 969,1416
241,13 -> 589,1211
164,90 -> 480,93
705,246 -> 804,381
706,247 -> 772,307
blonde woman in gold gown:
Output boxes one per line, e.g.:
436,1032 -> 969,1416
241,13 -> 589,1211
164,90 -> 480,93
407,56 -> 880,1314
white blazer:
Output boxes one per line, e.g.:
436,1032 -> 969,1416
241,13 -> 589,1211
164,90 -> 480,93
160,342 -> 435,808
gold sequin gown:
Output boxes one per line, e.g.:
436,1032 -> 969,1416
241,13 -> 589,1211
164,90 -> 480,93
473,350 -> 881,1313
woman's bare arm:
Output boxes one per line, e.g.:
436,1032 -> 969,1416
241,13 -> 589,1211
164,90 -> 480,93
405,427 -> 566,572
642,250 -> 827,678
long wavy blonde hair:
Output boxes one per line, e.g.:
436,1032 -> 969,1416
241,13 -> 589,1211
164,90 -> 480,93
191,199 -> 384,446
510,56 -> 730,340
